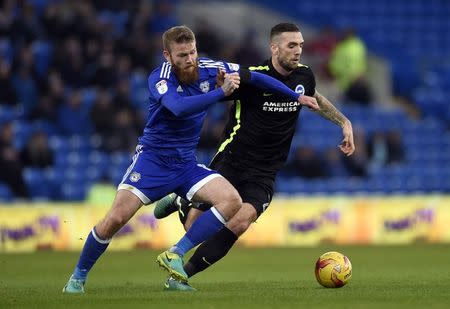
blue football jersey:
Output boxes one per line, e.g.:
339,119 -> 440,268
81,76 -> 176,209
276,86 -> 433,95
140,58 -> 240,159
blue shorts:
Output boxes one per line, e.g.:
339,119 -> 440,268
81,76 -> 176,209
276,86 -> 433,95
118,145 -> 221,204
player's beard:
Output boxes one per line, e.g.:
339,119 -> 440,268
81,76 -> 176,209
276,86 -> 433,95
278,56 -> 298,72
172,62 -> 199,85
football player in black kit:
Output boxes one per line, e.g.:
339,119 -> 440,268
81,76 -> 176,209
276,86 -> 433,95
155,23 -> 355,291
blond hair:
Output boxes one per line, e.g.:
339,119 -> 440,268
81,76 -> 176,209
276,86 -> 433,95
162,26 -> 196,52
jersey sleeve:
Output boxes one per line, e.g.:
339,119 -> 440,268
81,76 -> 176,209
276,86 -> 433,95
147,72 -> 176,103
148,72 -> 225,117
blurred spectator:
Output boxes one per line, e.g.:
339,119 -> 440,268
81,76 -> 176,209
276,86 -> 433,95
90,89 -> 115,142
0,1 -> 16,40
16,2 -> 44,42
104,108 -> 140,153
304,26 -> 337,79
367,132 -> 388,169
342,130 -> 369,178
57,90 -> 92,136
11,45 -> 39,113
368,130 -> 405,168
231,30 -> 264,66
150,0 -> 177,34
56,37 -> 88,88
20,131 -> 53,168
29,70 -> 65,122
284,146 -> 327,179
93,0 -> 134,12
12,64 -> 39,114
329,28 -> 372,104
116,54 -> 133,80
91,48 -> 117,88
0,59 -> 17,105
194,18 -> 222,58
3,1 -> 40,44
46,70 -> 66,104
0,120 -> 28,198
29,95 -> 59,123
84,38 -> 101,70
385,130 -> 405,164
127,29 -> 156,70
323,148 -> 349,178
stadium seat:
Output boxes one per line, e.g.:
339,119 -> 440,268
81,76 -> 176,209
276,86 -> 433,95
0,183 -> 14,202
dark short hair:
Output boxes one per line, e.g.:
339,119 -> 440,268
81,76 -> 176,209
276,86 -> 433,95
270,23 -> 300,40
162,26 -> 196,51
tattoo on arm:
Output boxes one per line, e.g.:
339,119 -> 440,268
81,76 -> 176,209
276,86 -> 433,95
313,91 -> 348,127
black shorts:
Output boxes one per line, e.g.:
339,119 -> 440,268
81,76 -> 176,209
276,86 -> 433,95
204,152 -> 275,217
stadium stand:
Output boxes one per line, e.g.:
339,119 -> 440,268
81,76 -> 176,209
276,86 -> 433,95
0,0 -> 448,201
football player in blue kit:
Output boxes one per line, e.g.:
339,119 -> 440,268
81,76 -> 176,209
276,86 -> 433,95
62,25 -> 319,293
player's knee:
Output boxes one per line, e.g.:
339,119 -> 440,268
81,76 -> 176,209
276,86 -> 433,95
228,215 -> 253,236
228,204 -> 257,236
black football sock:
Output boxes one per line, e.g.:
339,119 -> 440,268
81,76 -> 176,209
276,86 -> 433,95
184,227 -> 238,278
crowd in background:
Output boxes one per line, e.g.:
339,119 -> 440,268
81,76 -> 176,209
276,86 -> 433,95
0,0 -> 405,199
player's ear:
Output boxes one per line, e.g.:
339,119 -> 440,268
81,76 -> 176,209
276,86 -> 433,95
270,43 -> 278,56
163,50 -> 171,63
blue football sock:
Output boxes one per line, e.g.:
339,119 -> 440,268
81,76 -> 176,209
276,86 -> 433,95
72,228 -> 110,281
170,207 -> 225,256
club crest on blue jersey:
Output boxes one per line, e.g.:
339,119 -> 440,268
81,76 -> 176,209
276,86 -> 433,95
156,80 -> 168,94
200,81 -> 210,93
129,172 -> 141,182
295,84 -> 305,95
228,63 -> 240,71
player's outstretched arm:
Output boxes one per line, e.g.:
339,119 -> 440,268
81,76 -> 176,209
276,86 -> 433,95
242,69 -> 304,101
313,91 -> 355,156
160,75 -> 239,117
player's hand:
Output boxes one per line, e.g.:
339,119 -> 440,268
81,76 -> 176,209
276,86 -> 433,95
221,72 -> 240,96
216,69 -> 225,87
298,95 -> 320,111
339,120 -> 355,156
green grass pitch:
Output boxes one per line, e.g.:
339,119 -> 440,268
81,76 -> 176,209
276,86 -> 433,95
1,245 -> 450,308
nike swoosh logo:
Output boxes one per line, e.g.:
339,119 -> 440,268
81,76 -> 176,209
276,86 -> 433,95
165,253 -> 172,262
263,93 -> 273,96
164,282 -> 169,288
202,257 -> 211,265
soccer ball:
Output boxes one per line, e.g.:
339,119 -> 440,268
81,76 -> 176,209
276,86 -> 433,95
315,251 -> 352,288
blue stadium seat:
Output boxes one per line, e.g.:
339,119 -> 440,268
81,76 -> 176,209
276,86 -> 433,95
31,40 -> 53,77
23,168 -> 54,200
0,39 -> 13,64
107,166 -> 126,186
0,183 -> 14,202
60,181 -> 88,201
88,151 -> 110,175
